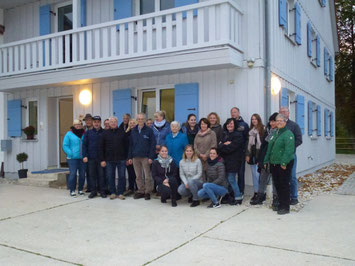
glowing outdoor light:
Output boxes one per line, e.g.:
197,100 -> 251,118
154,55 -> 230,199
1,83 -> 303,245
79,90 -> 92,105
271,76 -> 281,95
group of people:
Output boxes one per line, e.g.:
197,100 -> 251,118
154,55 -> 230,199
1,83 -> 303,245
62,106 -> 302,214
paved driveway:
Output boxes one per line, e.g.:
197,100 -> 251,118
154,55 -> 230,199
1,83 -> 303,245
0,184 -> 354,266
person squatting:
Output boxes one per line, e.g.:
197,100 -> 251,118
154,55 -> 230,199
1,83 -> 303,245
62,106 -> 302,215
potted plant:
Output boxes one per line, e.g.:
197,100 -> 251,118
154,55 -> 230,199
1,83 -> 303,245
16,152 -> 28,178
23,126 -> 35,140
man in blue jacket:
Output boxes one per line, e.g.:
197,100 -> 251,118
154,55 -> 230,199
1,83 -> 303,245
230,107 -> 249,195
128,113 -> 156,200
83,116 -> 105,198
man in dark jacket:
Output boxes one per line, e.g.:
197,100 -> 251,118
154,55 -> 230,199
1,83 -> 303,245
99,116 -> 128,200
279,107 -> 303,205
127,113 -> 156,200
83,116 -> 105,198
230,107 -> 249,194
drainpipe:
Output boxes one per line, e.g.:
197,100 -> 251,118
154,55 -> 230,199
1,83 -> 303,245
264,0 -> 271,120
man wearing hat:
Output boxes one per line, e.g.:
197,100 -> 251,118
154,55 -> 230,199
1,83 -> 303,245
83,113 -> 94,131
83,113 -> 94,192
83,116 -> 106,198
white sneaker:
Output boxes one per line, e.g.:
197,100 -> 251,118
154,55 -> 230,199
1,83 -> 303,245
70,191 -> 77,197
78,191 -> 85,195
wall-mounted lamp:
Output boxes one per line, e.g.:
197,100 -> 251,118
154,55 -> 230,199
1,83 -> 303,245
247,58 -> 255,68
79,90 -> 92,105
271,76 -> 281,95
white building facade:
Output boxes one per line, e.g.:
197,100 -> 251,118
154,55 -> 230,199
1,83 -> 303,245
0,0 -> 337,181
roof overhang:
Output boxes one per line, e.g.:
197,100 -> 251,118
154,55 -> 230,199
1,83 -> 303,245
329,0 -> 340,54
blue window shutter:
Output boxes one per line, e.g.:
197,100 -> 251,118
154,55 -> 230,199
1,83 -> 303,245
296,95 -> 305,135
316,35 -> 320,67
324,48 -> 329,76
329,56 -> 333,81
114,0 -> 132,30
81,0 -> 87,27
330,111 -> 334,137
324,109 -> 329,136
40,5 -> 51,36
174,83 -> 199,125
175,0 -> 199,18
321,0 -> 327,7
112,89 -> 132,124
281,88 -> 288,107
317,105 -> 321,136
307,22 -> 312,57
308,101 -> 313,136
295,3 -> 301,45
7,100 -> 22,137
279,0 -> 287,29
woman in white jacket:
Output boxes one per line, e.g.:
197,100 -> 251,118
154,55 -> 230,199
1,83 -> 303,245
178,145 -> 203,207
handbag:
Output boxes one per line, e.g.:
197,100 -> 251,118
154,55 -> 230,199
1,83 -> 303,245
247,136 -> 257,165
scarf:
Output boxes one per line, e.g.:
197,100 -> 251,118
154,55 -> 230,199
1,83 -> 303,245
157,155 -> 174,178
207,157 -> 220,166
198,128 -> 211,137
154,119 -> 166,129
248,127 -> 262,150
265,127 -> 277,143
71,127 -> 85,138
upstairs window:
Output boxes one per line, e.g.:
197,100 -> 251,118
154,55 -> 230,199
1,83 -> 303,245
280,0 -> 301,45
140,0 -> 155,15
319,0 -> 326,7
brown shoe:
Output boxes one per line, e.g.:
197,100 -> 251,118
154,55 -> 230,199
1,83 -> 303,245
134,192 -> 145,199
109,194 -> 116,200
144,193 -> 151,200
117,194 -> 126,200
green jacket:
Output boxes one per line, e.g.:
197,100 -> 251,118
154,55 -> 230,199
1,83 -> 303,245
264,127 -> 295,167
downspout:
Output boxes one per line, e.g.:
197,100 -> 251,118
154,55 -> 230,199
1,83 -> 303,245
264,0 -> 271,120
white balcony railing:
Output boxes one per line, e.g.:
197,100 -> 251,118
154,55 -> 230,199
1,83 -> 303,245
0,0 -> 243,78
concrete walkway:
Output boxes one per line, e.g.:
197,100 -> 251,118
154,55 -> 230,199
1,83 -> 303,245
0,184 -> 354,266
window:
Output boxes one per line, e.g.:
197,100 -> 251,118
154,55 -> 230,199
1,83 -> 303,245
140,88 -> 175,122
160,0 -> 175,11
318,0 -> 326,7
324,109 -> 333,137
28,100 -> 38,135
308,101 -> 317,137
140,0 -> 155,15
57,3 -> 73,32
286,0 -> 295,37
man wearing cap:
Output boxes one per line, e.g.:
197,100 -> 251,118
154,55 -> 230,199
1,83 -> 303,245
83,113 -> 94,192
99,116 -> 129,200
83,114 -> 94,131
83,116 -> 106,198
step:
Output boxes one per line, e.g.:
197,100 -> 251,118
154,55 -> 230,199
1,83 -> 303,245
17,172 -> 69,188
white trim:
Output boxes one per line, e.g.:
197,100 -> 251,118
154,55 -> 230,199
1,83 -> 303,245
54,1 -> 73,33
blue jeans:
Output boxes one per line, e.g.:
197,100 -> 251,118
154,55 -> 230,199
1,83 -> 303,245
238,159 -> 246,194
290,154 -> 298,200
68,159 -> 85,193
250,164 -> 260,193
178,179 -> 203,201
227,172 -> 243,200
198,183 -> 228,204
107,161 -> 126,196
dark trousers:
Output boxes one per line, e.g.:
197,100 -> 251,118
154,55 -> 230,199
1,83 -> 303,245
270,160 -> 294,211
127,164 -> 137,191
87,159 -> 105,194
238,158 -> 246,194
85,163 -> 91,191
157,176 -> 178,202
107,161 -> 126,195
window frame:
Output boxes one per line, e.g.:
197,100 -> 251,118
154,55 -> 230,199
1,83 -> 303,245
138,85 -> 175,121
54,1 -> 73,33
26,97 -> 39,137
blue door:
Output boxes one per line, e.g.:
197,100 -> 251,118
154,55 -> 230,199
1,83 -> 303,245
113,89 -> 132,124
174,83 -> 199,124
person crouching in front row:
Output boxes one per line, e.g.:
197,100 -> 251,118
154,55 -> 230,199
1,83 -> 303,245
197,148 -> 229,208
178,145 -> 203,207
152,146 -> 179,207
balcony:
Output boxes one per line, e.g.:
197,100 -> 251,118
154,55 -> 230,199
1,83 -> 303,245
0,0 -> 243,85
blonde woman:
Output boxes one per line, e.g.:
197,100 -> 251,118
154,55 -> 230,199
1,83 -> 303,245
178,145 -> 203,207
208,112 -> 223,144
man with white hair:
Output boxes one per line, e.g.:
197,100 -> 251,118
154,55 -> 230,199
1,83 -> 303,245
99,116 -> 129,200
128,113 -> 156,200
279,106 -> 303,205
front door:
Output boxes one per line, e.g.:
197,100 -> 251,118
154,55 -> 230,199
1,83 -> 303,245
59,98 -> 73,167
